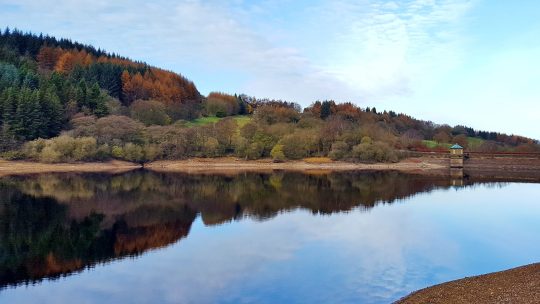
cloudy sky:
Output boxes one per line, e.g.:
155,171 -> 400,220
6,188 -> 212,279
1,0 -> 539,138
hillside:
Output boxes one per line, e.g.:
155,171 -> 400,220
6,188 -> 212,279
0,28 -> 538,163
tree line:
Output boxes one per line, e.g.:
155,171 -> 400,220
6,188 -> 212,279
1,28 -> 538,162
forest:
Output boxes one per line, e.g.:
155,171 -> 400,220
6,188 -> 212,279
1,28 -> 539,163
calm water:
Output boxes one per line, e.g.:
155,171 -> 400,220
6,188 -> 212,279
0,170 -> 539,303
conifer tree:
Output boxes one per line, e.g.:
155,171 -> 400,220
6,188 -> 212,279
76,79 -> 88,109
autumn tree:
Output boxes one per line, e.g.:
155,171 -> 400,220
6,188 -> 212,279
37,46 -> 62,70
433,131 -> 451,143
130,100 -> 170,126
452,134 -> 469,148
55,52 -> 75,73
214,118 -> 237,150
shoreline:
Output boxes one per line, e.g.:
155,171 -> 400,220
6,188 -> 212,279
0,159 -> 142,177
2,156 -> 540,177
0,157 -> 446,177
145,157 -> 447,174
397,263 -> 540,304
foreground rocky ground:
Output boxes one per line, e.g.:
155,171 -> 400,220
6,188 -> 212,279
397,263 -> 540,304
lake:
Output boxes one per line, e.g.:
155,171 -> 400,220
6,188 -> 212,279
0,170 -> 539,303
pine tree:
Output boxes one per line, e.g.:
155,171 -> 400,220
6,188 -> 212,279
2,87 -> 18,128
76,79 -> 88,109
320,101 -> 332,119
87,82 -> 101,110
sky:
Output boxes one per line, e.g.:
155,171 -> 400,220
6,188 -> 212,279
0,0 -> 539,139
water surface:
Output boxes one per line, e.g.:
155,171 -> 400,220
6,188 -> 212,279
0,170 -> 539,303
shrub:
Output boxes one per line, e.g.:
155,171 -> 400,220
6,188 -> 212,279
72,137 -> 97,160
122,143 -> 144,163
39,145 -> 62,163
23,138 -> 47,159
252,131 -> 277,156
95,144 -> 111,160
111,145 -> 124,158
351,142 -> 398,163
246,142 -> 264,160
130,100 -> 171,126
361,136 -> 373,144
280,131 -> 319,160
0,150 -> 25,160
254,105 -> 300,125
95,115 -> 145,145
24,136 -> 101,163
202,137 -> 220,157
329,141 -> 349,160
233,136 -> 249,158
51,135 -> 76,158
143,144 -> 161,161
270,144 -> 286,162
69,115 -> 97,137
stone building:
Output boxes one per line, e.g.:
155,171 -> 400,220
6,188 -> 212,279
450,144 -> 464,168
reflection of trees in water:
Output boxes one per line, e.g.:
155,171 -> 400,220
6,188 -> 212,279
0,177 -> 196,288
0,171 -> 455,288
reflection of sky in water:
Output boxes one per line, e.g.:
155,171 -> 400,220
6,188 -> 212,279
2,183 -> 540,303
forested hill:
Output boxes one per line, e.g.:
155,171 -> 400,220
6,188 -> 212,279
0,28 -> 539,163
0,28 -> 200,140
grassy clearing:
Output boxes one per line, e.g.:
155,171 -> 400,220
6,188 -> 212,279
185,116 -> 222,127
467,137 -> 485,149
422,137 -> 485,150
422,140 -> 437,148
185,115 -> 251,128
422,140 -> 451,149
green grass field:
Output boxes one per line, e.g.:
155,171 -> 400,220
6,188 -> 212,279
467,137 -> 485,149
422,137 -> 485,149
422,140 -> 451,149
185,115 -> 251,128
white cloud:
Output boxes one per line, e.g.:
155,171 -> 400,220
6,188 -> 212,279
311,0 -> 474,102
5,0 -> 539,138
0,0 -> 474,105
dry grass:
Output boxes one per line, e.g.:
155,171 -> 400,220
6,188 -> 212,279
0,156 -> 448,177
303,157 -> 333,164
146,157 -> 446,173
0,160 -> 140,177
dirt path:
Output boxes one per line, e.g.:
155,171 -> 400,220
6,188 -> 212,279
396,263 -> 540,304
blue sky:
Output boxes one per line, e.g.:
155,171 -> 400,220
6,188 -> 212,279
1,0 -> 539,138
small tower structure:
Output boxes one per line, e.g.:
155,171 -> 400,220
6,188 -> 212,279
450,144 -> 464,168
